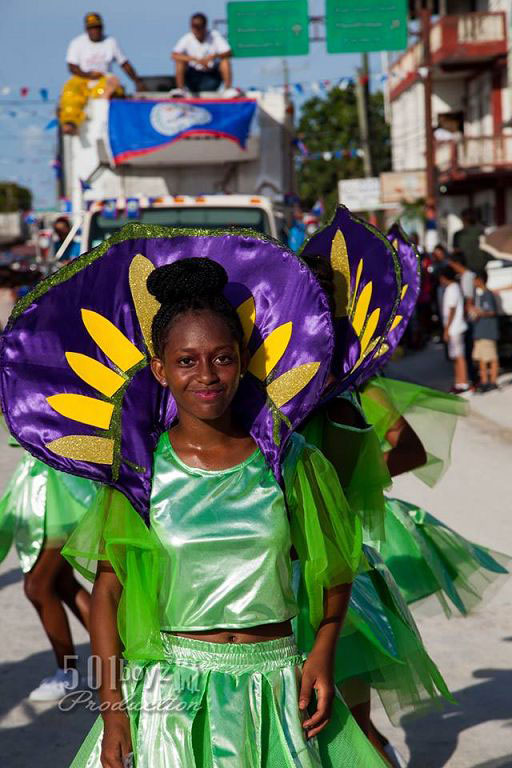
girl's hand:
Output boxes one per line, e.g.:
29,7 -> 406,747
101,712 -> 132,768
299,650 -> 334,739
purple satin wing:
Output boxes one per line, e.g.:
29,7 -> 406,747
1,225 -> 334,521
299,206 -> 402,390
375,222 -> 421,369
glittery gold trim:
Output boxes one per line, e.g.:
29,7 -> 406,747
266,363 -> 320,408
46,435 -> 114,464
129,253 -> 160,356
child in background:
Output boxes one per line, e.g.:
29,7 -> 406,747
472,270 -> 500,392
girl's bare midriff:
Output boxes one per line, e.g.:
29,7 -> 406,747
171,619 -> 293,644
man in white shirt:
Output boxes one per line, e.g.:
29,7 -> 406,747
172,13 -> 234,95
440,265 -> 470,393
60,12 -> 143,134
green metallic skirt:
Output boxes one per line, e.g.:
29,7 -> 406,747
70,634 -> 385,767
0,452 -> 97,573
380,497 -> 510,617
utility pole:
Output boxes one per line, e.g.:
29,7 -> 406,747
420,3 -> 436,213
356,52 -> 373,178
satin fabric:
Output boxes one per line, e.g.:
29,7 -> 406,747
0,452 -> 97,572
151,433 -> 297,631
1,227 -> 334,519
69,634 -> 386,768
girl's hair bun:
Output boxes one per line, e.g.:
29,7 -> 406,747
147,258 -> 228,305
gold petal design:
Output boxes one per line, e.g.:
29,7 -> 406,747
353,336 -> 381,370
65,352 -> 126,397
129,254 -> 160,356
248,322 -> 292,381
81,309 -> 145,372
350,259 -> 364,316
390,315 -> 403,332
236,296 -> 256,345
47,394 -> 114,430
352,282 -> 373,337
330,229 -> 350,318
47,435 -> 114,465
266,363 -> 320,408
401,284 -> 408,300
392,238 -> 398,249
360,308 -> 380,354
375,341 -> 390,358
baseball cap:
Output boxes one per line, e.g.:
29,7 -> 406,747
84,12 -> 103,28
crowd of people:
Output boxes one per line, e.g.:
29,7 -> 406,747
58,11 -> 236,134
412,209 -> 501,394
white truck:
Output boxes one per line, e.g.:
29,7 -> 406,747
60,89 -> 295,254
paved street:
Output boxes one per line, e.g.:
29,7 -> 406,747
0,344 -> 511,767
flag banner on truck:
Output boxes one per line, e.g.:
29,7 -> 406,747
108,99 -> 257,165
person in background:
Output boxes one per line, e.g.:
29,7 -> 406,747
453,208 -> 488,273
440,265 -> 470,394
431,243 -> 449,342
60,12 -> 144,135
52,217 -> 81,263
172,13 -> 236,96
287,204 -> 306,252
471,270 -> 500,392
450,253 -> 477,387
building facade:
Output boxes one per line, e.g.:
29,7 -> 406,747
389,0 -> 511,244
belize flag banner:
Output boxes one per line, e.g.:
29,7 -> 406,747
108,98 -> 257,165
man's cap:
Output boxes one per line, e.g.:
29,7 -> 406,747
84,12 -> 103,28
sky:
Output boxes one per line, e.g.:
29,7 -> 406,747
0,0 -> 385,209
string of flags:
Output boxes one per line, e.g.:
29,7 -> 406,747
292,138 -> 364,162
0,61 -> 416,106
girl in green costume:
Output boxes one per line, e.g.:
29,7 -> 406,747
362,376 -> 510,617
63,258 -> 386,768
0,449 -> 97,700
297,255 -> 452,765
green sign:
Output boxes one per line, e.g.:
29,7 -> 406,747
326,0 -> 408,53
227,0 -> 309,58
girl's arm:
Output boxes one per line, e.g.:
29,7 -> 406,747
384,414 -> 427,477
91,562 -> 132,768
299,582 -> 352,739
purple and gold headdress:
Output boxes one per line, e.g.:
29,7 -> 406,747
299,206 -> 402,389
375,222 -> 421,367
0,225 -> 335,520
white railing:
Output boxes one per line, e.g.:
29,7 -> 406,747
436,136 -> 512,173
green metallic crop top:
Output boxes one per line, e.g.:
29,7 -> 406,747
63,432 -> 362,661
150,432 -> 297,631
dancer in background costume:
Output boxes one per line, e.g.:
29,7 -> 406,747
1,225 -> 391,767
295,211 -> 451,765
0,435 -> 97,701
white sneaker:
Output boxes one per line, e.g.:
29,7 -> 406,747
169,87 -> 191,98
223,87 -> 243,99
28,668 -> 78,702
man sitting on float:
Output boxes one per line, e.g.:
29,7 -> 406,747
171,13 -> 237,97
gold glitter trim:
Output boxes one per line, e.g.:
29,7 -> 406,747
129,253 -> 160,356
266,363 -> 321,408
46,435 -> 114,464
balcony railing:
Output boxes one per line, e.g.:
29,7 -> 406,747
390,12 -> 506,100
436,135 -> 512,176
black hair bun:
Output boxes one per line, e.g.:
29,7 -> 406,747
147,257 -> 228,305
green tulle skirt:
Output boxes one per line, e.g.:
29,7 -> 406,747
0,452 -> 97,572
380,497 -> 510,617
70,634 -> 386,768
292,551 -> 452,724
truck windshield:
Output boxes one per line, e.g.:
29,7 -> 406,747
88,206 -> 271,249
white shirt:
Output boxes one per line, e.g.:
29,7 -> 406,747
442,281 -> 467,336
173,30 -> 230,71
66,33 -> 127,74
460,269 -> 475,301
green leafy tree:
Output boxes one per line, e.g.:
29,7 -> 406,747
0,182 -> 32,212
296,85 -> 391,215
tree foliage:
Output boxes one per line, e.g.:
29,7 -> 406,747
296,85 -> 391,215
0,182 -> 32,212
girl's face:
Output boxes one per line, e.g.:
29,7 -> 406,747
150,310 -> 246,422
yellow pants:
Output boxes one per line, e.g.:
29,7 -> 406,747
58,75 -> 122,127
